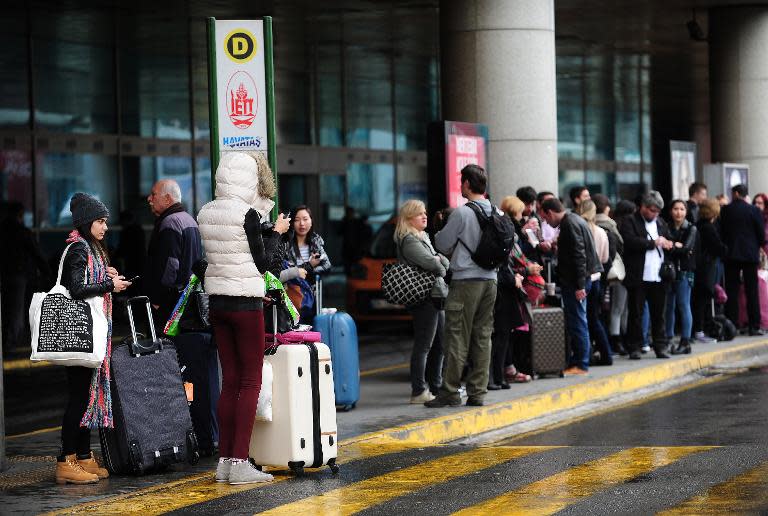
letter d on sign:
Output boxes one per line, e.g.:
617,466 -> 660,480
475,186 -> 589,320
233,37 -> 248,56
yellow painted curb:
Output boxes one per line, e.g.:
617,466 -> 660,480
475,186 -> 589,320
346,339 -> 768,448
2,358 -> 56,372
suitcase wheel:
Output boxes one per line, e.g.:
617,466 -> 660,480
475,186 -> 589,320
337,403 -> 355,412
328,458 -> 340,475
288,461 -> 305,477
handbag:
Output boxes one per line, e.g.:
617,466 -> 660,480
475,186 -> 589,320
659,258 -> 677,282
606,253 -> 626,281
29,243 -> 108,368
179,290 -> 210,331
381,262 -> 436,307
647,229 -> 676,283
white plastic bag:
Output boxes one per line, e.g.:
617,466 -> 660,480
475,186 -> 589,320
255,361 -> 273,422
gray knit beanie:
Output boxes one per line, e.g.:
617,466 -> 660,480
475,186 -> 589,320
70,193 -> 110,228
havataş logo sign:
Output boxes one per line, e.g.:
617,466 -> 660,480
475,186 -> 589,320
225,71 -> 258,129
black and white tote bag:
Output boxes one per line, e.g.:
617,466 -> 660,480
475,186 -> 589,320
29,243 -> 108,368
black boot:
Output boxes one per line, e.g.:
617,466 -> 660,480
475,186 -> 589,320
610,335 -> 628,356
671,338 -> 691,355
654,342 -> 671,359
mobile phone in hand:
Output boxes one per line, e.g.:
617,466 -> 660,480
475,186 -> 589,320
125,275 -> 140,283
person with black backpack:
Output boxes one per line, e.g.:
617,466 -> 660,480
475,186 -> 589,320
426,164 -> 514,408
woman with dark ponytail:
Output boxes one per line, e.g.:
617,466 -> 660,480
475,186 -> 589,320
56,193 -> 132,484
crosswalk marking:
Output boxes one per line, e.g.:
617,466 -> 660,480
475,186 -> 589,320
452,447 -> 714,516
658,460 -> 768,515
257,446 -> 558,516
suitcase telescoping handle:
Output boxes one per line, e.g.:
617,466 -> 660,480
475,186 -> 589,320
126,296 -> 159,348
315,275 -> 323,316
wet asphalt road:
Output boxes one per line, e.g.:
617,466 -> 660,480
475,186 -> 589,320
3,367 -> 767,514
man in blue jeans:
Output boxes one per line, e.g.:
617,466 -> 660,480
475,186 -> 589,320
540,198 -> 603,375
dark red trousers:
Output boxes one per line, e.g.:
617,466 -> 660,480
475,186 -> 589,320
210,309 -> 265,459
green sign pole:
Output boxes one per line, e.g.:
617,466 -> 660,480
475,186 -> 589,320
207,17 -> 278,217
264,16 -> 279,218
206,17 -> 220,195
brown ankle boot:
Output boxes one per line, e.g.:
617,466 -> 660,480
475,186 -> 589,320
56,454 -> 99,485
77,451 -> 109,479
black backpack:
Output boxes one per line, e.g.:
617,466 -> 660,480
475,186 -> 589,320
460,201 -> 516,270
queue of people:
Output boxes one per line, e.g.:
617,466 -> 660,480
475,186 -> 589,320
19,153 -> 768,486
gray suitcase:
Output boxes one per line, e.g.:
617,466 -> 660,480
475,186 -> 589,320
529,306 -> 567,378
99,296 -> 199,475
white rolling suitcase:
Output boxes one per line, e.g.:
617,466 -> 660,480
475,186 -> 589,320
249,339 -> 339,476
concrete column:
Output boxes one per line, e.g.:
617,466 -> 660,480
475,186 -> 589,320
709,7 -> 768,195
440,0 -> 558,197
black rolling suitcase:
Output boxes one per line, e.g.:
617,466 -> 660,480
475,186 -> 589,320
100,296 -> 199,475
174,331 -> 219,456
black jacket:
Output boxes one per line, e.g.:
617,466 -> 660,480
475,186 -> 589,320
695,219 -> 728,292
556,212 -> 602,290
685,200 -> 699,225
619,212 -> 671,287
665,219 -> 698,272
720,198 -> 766,264
61,242 -> 114,299
146,203 -> 202,321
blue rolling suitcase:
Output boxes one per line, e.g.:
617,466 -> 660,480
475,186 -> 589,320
313,277 -> 360,411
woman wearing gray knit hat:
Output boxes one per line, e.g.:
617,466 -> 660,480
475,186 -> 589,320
55,193 -> 132,485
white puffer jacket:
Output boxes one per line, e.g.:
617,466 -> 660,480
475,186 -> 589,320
198,153 -> 275,298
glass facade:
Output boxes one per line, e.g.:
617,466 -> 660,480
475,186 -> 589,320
556,44 -> 652,204
1,1 -> 654,258
0,2 -> 440,259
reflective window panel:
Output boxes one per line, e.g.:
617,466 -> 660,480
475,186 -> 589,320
36,153 -> 118,228
32,10 -> 116,133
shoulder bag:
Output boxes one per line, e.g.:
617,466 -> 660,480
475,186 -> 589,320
29,243 -> 109,368
382,236 -> 440,307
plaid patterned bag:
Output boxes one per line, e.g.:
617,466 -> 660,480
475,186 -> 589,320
381,262 -> 436,307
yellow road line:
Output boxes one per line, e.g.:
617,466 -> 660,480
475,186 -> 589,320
453,447 -> 714,516
7,426 -> 62,440
42,441 -> 425,515
359,362 -> 408,377
258,446 -> 556,516
658,460 -> 768,515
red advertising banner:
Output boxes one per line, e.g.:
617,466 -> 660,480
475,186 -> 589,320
446,134 -> 486,208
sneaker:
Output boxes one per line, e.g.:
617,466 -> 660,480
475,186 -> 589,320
641,345 -> 651,353
229,460 -> 274,485
215,458 -> 232,483
466,397 -> 484,406
458,385 -> 467,398
694,331 -> 716,343
410,390 -> 435,404
424,396 -> 462,408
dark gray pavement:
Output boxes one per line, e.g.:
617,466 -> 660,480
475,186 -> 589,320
1,332 -> 768,514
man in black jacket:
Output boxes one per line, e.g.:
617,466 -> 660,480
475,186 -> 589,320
145,179 -> 203,324
720,184 -> 766,335
686,182 -> 707,225
540,198 -> 602,375
620,191 -> 674,359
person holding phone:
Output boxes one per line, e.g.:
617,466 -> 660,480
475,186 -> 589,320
56,193 -> 132,485
282,205 -> 332,323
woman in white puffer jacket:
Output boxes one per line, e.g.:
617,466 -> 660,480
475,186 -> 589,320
197,151 -> 289,485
